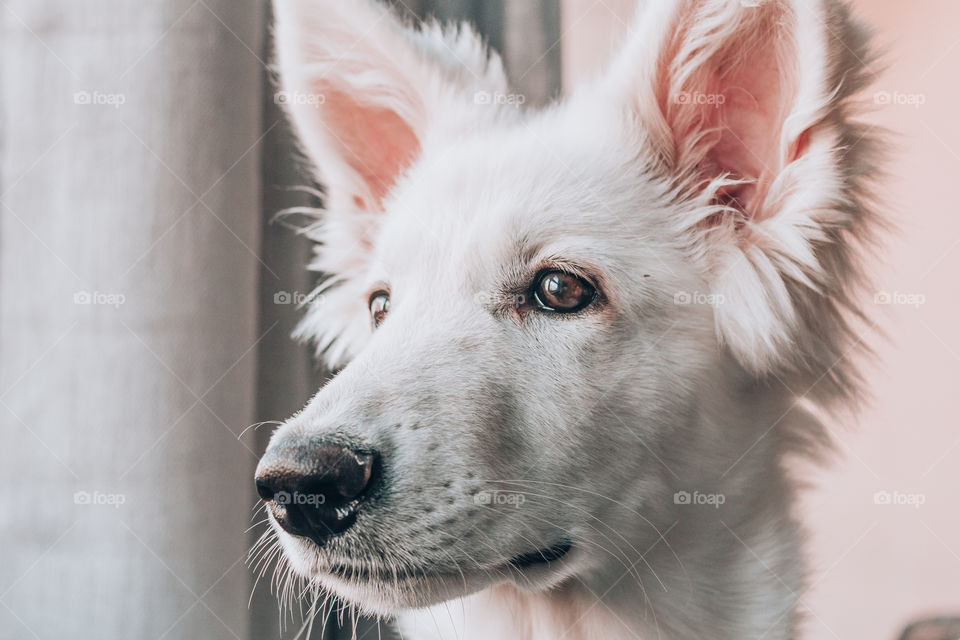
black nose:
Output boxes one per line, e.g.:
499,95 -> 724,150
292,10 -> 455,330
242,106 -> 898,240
254,439 -> 378,545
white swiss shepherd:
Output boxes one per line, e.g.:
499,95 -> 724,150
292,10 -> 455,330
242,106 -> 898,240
256,0 -> 880,638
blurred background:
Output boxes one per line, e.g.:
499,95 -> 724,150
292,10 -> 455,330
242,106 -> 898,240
0,1 -> 956,639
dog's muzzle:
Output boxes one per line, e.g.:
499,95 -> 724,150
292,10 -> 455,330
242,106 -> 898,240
255,438 -> 379,545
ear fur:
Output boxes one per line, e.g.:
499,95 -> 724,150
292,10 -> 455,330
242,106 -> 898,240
597,0 -> 881,400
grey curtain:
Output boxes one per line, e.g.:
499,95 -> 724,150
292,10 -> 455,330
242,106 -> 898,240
1,1 -> 265,639
0,2 -> 559,639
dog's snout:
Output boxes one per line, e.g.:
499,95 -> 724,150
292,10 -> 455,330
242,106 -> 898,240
255,440 -> 378,545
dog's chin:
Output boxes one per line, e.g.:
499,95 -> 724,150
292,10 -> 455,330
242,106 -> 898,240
278,531 -> 577,615
314,566 -> 495,614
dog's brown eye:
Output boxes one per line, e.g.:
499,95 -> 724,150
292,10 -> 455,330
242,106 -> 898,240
369,292 -> 390,329
532,271 -> 595,313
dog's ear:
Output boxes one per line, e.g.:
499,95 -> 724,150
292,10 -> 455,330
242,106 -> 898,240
274,0 -> 507,215
603,0 -> 877,397
273,0 -> 509,364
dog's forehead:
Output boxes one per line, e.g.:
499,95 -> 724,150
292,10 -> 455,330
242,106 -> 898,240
376,118 -> 660,273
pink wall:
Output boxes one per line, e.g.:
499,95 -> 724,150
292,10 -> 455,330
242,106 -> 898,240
562,1 -> 960,638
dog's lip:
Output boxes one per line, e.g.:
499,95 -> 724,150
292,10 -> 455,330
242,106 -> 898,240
316,539 -> 574,583
320,556 -> 466,580
317,559 -> 477,585
508,538 -> 573,569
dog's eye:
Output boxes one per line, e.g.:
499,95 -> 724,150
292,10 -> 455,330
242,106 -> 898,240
369,291 -> 390,329
532,271 -> 595,313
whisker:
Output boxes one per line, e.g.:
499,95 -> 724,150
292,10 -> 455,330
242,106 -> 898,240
239,419 -> 283,440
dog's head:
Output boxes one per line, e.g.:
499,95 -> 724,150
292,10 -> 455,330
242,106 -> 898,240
256,0 -> 876,614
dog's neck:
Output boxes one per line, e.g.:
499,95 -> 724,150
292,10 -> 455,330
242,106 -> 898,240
398,383 -> 809,640
398,584 -> 627,640
399,529 -> 802,640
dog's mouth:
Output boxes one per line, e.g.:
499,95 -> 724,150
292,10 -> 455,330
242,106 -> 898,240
294,536 -> 577,612
508,538 -> 573,569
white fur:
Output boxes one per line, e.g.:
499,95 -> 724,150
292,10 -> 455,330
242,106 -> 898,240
260,0 -> 880,638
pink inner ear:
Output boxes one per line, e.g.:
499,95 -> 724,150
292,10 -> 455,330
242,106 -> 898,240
323,89 -> 421,210
660,3 -> 800,221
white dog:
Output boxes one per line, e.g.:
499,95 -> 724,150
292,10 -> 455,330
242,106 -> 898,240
254,0 -> 879,638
